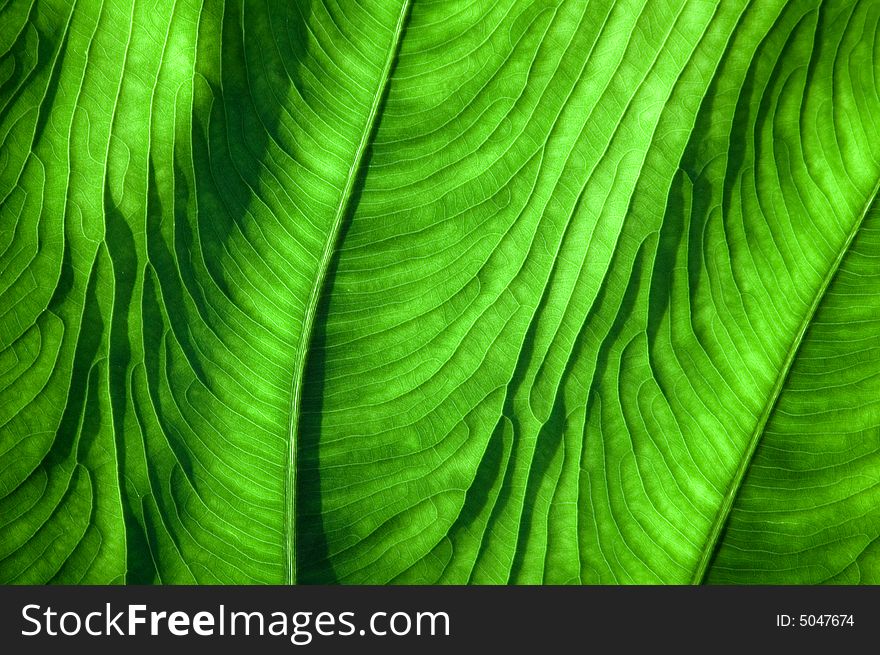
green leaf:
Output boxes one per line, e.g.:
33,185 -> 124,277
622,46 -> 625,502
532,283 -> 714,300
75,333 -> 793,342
1,0 -> 878,585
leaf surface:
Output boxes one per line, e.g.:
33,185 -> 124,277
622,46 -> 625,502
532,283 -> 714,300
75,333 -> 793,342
1,0 -> 879,584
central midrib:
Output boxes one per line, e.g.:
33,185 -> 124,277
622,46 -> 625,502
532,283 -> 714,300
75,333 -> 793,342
692,176 -> 880,584
283,0 -> 413,585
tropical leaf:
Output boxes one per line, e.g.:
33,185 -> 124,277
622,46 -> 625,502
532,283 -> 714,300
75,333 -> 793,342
1,0 -> 878,584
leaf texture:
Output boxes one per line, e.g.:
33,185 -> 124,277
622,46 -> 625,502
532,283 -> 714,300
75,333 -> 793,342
1,0 -> 879,584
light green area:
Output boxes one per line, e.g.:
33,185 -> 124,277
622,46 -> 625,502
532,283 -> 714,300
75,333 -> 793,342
1,0 -> 878,584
